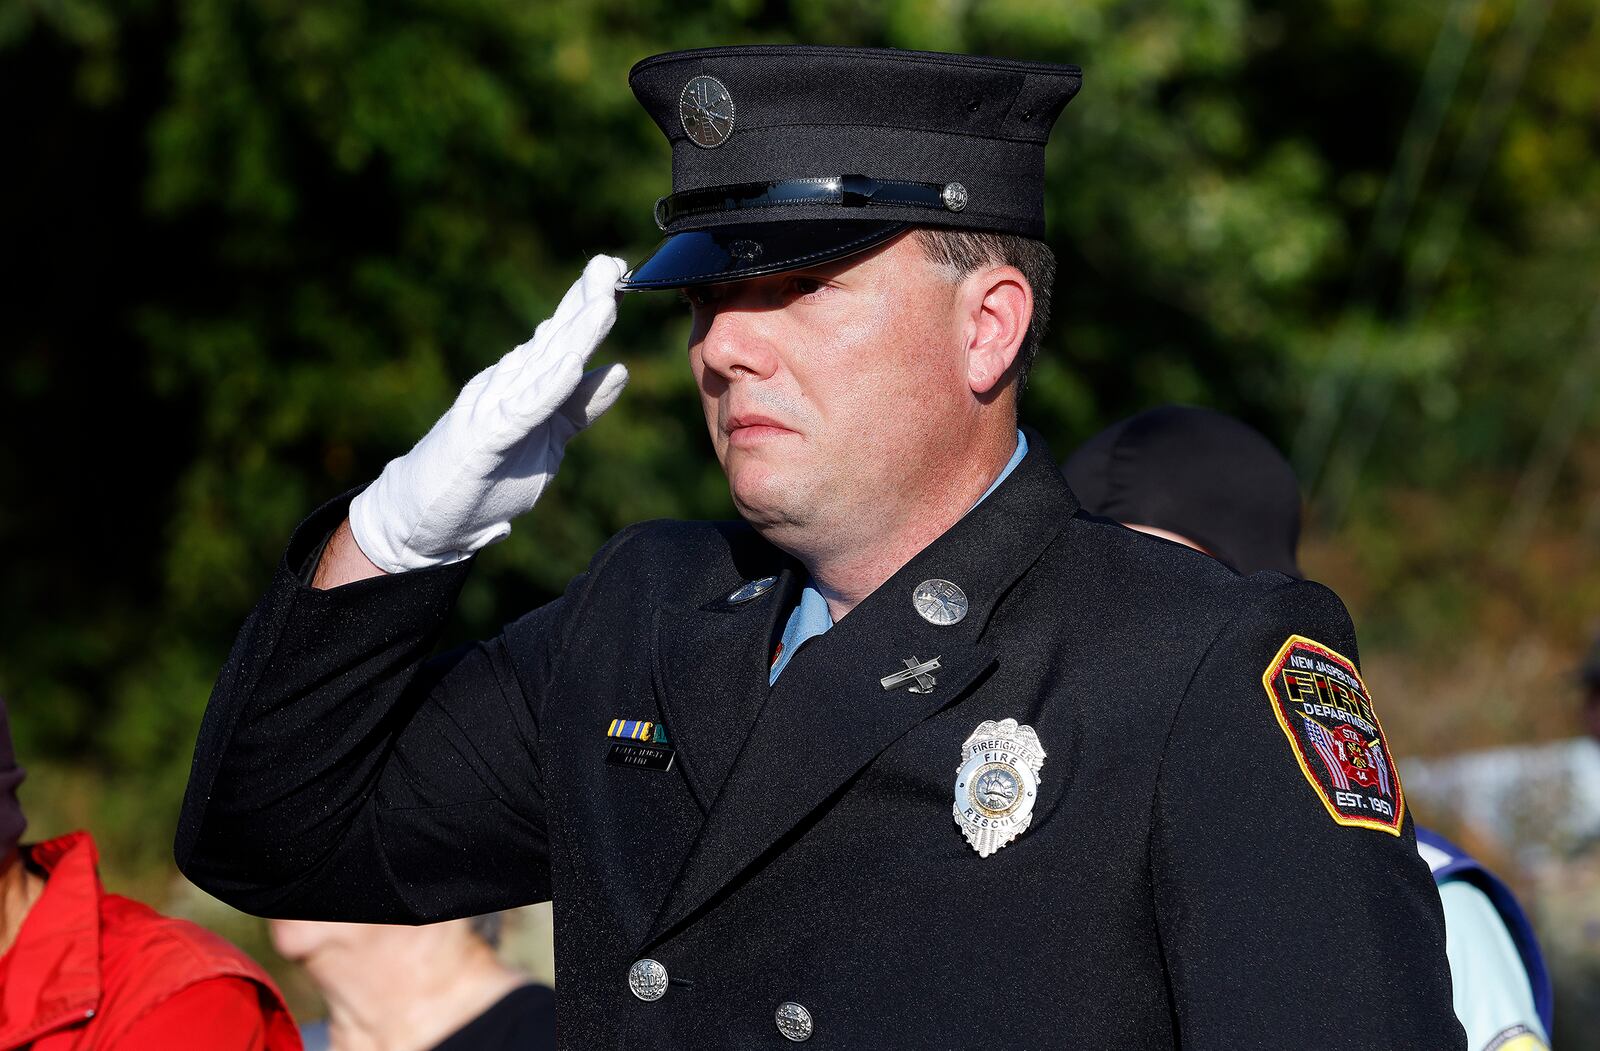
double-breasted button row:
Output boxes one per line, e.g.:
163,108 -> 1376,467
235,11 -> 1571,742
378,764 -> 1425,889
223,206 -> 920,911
629,963 -> 811,1042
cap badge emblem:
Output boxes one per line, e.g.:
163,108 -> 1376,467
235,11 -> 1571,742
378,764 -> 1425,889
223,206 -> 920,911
941,182 -> 968,212
912,578 -> 968,625
953,718 -> 1046,857
679,75 -> 735,148
727,576 -> 777,604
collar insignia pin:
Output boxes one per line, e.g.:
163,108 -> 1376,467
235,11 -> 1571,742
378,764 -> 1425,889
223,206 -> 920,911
880,655 -> 941,694
954,718 -> 1046,857
727,576 -> 777,604
913,579 -> 968,625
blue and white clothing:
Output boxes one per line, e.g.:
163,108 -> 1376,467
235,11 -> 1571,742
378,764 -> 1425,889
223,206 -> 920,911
1417,827 -> 1552,1050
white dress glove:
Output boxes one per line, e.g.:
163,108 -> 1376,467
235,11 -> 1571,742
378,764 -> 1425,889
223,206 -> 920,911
349,255 -> 630,572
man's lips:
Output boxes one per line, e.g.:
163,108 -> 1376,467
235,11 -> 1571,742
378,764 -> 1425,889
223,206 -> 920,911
725,412 -> 794,433
724,413 -> 797,444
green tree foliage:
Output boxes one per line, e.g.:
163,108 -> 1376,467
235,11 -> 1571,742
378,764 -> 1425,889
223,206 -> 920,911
3,0 -> 1596,794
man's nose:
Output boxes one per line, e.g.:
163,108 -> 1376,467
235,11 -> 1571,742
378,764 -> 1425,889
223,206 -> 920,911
697,302 -> 779,382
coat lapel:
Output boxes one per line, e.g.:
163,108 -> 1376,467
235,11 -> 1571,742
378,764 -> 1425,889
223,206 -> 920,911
652,559 -> 801,814
647,438 -> 1078,944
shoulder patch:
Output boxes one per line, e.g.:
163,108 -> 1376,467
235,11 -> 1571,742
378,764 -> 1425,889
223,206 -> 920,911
1261,635 -> 1404,836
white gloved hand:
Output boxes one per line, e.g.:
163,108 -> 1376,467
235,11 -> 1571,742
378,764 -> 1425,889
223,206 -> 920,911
349,255 -> 630,572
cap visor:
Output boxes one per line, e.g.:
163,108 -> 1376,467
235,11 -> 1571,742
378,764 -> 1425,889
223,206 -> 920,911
618,220 -> 908,291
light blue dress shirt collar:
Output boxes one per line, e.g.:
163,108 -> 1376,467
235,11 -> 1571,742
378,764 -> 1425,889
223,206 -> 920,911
769,430 -> 1029,683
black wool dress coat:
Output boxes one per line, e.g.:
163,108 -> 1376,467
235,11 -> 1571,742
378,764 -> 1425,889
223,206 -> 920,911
176,438 -> 1465,1050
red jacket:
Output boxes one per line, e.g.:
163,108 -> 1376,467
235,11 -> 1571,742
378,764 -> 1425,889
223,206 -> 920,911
0,831 -> 301,1051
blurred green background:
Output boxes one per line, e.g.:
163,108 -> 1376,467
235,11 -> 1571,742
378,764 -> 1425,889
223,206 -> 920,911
4,0 -> 1598,1039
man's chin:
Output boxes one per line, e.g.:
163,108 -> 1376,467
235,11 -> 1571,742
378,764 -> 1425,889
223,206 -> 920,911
726,467 -> 808,534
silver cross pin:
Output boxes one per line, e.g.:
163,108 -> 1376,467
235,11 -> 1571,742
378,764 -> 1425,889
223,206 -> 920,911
880,655 -> 941,694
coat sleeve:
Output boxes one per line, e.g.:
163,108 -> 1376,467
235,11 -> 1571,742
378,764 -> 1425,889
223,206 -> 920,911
175,490 -> 633,924
1150,578 -> 1465,1050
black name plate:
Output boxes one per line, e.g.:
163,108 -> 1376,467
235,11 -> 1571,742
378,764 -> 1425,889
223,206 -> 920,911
606,742 -> 676,772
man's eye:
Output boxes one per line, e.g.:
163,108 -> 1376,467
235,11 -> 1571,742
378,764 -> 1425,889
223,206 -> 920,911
792,277 -> 826,297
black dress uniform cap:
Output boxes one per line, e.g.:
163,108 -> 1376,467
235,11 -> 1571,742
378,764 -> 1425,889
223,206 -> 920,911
618,45 -> 1082,290
1063,405 -> 1304,578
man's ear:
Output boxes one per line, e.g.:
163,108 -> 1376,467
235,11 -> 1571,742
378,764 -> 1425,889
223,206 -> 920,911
962,266 -> 1032,396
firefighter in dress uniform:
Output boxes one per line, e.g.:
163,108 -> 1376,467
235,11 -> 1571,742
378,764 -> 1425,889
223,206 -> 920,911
177,47 -> 1466,1048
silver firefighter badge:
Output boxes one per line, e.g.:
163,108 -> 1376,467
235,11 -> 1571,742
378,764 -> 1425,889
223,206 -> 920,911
953,718 -> 1046,858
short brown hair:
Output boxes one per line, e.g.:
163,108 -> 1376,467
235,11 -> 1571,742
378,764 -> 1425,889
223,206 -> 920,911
912,228 -> 1056,393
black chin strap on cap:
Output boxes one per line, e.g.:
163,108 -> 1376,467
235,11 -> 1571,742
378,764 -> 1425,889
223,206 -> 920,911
654,175 -> 969,231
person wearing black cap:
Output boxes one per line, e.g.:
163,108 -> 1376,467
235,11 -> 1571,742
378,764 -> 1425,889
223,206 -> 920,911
177,46 -> 1462,1048
1061,404 -> 1304,577
1066,405 -> 1554,1051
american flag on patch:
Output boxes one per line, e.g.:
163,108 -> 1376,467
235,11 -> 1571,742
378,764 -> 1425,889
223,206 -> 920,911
1301,715 -> 1350,790
1368,740 -> 1392,798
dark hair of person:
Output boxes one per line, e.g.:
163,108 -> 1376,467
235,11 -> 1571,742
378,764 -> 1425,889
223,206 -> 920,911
913,228 -> 1056,394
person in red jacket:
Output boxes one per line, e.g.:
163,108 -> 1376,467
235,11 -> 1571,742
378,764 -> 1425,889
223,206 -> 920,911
0,698 -> 301,1051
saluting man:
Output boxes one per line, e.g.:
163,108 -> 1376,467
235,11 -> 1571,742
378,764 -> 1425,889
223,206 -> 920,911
177,46 -> 1465,1048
